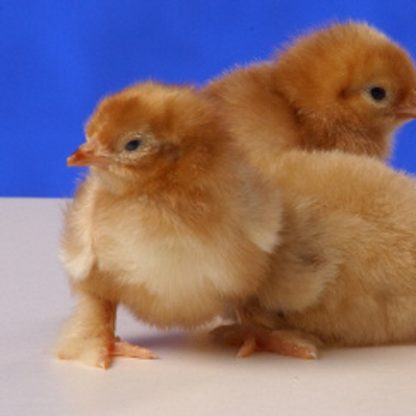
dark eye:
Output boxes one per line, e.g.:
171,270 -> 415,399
124,139 -> 142,152
369,87 -> 386,102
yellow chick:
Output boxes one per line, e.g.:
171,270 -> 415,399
215,150 -> 416,357
55,82 -> 283,368
204,22 -> 416,178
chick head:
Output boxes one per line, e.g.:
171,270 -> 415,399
274,22 -> 416,147
68,82 -> 225,191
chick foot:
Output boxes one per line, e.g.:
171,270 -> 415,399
212,324 -> 318,359
55,335 -> 115,369
56,337 -> 157,369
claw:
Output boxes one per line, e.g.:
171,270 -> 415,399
237,335 -> 258,357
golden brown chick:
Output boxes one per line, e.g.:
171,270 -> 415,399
55,81 -> 283,368
204,22 -> 416,178
216,149 -> 416,357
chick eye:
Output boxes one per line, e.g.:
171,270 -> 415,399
369,87 -> 386,102
124,139 -> 142,151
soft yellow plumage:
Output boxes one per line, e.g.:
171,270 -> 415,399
55,82 -> 282,368
217,150 -> 416,356
204,22 -> 416,179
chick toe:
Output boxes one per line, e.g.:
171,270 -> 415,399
111,340 -> 158,360
260,329 -> 318,359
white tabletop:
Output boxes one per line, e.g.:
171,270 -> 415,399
1,197 -> 415,416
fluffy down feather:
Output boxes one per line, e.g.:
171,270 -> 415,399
204,22 -> 416,178
227,150 -> 416,355
55,82 -> 282,368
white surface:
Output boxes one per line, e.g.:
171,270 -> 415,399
1,197 -> 416,416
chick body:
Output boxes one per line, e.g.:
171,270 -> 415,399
204,22 -> 416,177
247,150 -> 416,347
56,82 -> 282,367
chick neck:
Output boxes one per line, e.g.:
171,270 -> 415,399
291,104 -> 392,159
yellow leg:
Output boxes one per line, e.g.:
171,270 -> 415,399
55,291 -> 157,368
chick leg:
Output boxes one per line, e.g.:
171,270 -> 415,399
55,291 -> 116,368
212,324 -> 318,359
55,291 -> 156,368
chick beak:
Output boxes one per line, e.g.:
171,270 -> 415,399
67,144 -> 108,168
396,89 -> 416,120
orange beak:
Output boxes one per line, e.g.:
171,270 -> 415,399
396,89 -> 416,120
67,144 -> 109,168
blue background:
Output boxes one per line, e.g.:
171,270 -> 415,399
2,0 -> 416,197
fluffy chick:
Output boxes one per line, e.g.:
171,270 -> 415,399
216,150 -> 416,357
55,81 -> 283,368
204,22 -> 416,178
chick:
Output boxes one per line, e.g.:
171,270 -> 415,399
55,81 -> 284,368
216,149 -> 416,357
204,22 -> 416,178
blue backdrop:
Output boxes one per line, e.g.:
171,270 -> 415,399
2,0 -> 416,197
